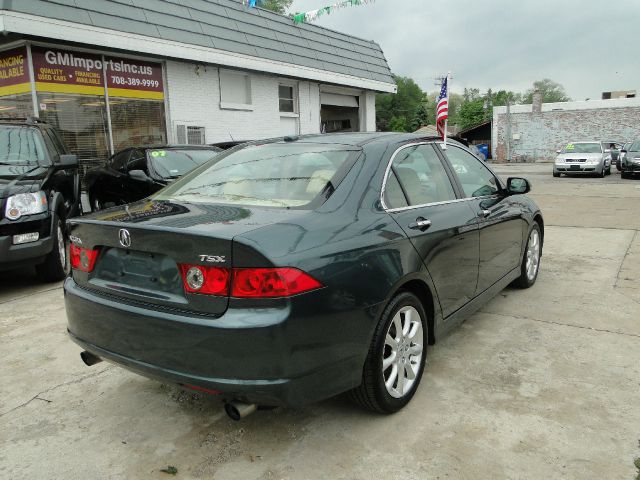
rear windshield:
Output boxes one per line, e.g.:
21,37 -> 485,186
155,143 -> 360,208
0,126 -> 47,165
561,142 -> 602,154
148,148 -> 221,179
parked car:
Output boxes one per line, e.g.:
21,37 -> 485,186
65,133 -> 543,417
553,141 -> 612,177
86,145 -> 222,211
0,117 -> 80,281
616,142 -> 632,171
620,140 -> 640,178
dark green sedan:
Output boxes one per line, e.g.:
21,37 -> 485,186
64,133 -> 543,418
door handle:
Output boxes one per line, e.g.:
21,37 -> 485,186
478,209 -> 491,218
408,217 -> 432,231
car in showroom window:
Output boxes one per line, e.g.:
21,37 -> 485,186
64,133 -> 543,419
85,145 -> 222,210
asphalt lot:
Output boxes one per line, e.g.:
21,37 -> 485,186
1,164 -> 639,479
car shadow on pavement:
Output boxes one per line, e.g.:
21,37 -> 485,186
0,267 -> 63,303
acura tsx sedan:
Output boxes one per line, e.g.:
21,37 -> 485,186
64,133 -> 543,416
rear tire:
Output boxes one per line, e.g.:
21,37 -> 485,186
553,171 -> 560,178
513,222 -> 542,289
35,218 -> 69,282
349,292 -> 427,413
606,166 -> 611,175
621,171 -> 630,179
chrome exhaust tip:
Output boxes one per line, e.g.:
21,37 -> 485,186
224,400 -> 257,421
80,350 -> 103,366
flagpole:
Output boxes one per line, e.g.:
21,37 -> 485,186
443,71 -> 451,149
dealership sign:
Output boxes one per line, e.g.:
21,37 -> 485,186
31,46 -> 163,99
0,47 -> 31,96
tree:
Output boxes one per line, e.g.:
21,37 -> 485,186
388,116 -> 408,132
523,79 -> 570,104
492,90 -> 522,107
258,0 -> 292,14
456,98 -> 486,130
376,75 -> 425,132
410,103 -> 430,131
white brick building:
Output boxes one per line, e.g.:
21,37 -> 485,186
0,0 -> 394,170
492,97 -> 640,162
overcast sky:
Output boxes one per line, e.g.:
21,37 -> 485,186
289,0 -> 637,100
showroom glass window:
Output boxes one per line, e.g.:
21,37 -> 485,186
444,146 -> 500,198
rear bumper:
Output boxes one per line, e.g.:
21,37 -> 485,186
64,278 -> 373,406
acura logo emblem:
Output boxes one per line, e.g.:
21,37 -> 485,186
118,228 -> 131,248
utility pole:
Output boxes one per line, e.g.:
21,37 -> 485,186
505,96 -> 512,162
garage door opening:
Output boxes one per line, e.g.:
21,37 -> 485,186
320,92 -> 359,133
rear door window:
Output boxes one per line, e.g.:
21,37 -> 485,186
110,149 -> 131,172
386,144 -> 457,207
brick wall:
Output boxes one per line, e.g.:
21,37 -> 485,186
492,100 -> 640,162
165,60 -> 368,143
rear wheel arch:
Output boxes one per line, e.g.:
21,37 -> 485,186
533,213 -> 544,250
389,278 -> 436,346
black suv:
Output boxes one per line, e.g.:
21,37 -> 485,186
0,118 -> 80,281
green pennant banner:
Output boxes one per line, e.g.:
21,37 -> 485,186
292,0 -> 375,24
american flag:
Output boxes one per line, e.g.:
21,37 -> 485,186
436,77 -> 448,139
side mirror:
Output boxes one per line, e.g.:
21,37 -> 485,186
507,177 -> 530,195
55,154 -> 78,168
621,149 -> 627,154
129,169 -> 152,183
604,149 -> 611,153
555,149 -> 561,154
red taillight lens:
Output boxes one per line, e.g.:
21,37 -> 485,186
70,244 -> 99,272
231,268 -> 322,298
179,264 -> 230,296
178,265 -> 322,298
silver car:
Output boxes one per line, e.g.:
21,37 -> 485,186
553,141 -> 612,177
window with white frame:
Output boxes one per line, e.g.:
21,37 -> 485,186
278,84 -> 296,113
219,70 -> 252,109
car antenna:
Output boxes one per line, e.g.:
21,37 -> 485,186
228,131 -> 235,142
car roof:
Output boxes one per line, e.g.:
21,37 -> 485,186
251,132 -> 466,148
118,144 -> 221,152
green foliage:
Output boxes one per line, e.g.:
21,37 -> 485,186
410,103 -> 430,132
388,116 -> 408,132
491,90 -> 522,107
258,0 -> 293,14
160,466 -> 178,475
375,76 -> 570,133
456,98 -> 486,130
376,75 -> 425,132
523,78 -> 571,103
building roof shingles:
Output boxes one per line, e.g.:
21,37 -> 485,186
2,0 -> 394,86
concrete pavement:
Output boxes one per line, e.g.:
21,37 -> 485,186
1,165 -> 639,479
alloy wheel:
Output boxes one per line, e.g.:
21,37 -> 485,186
57,222 -> 67,270
526,229 -> 540,281
383,306 -> 424,398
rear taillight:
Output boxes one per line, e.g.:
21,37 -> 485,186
178,265 -> 322,298
70,244 -> 99,272
231,268 -> 322,298
179,264 -> 230,295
